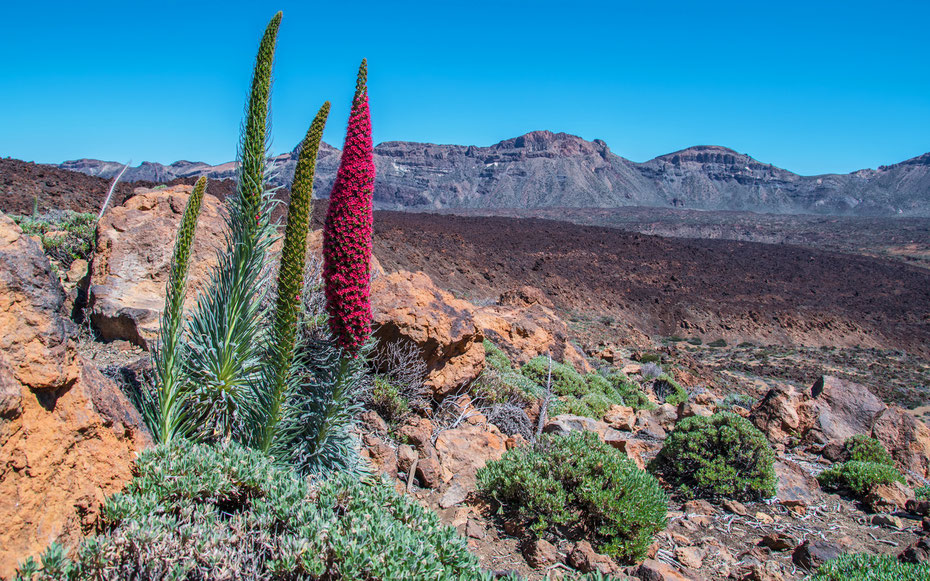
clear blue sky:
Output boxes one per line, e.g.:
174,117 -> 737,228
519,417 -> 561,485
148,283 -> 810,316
1,0 -> 928,175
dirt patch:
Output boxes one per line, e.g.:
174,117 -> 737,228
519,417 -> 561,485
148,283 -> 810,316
372,212 -> 930,357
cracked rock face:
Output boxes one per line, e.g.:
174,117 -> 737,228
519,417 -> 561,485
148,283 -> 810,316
0,214 -> 150,577
88,185 -> 226,349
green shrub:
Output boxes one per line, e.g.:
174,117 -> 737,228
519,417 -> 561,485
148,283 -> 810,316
652,373 -> 688,406
817,461 -> 904,497
639,353 -> 661,364
12,211 -> 96,268
484,339 -> 513,373
370,375 -> 410,423
16,441 -> 483,580
809,553 -> 930,581
707,339 -> 727,348
717,393 -> 755,411
916,485 -> 930,501
477,431 -> 667,563
522,356 -> 588,396
844,435 -> 895,466
648,412 -> 777,501
521,358 -> 653,420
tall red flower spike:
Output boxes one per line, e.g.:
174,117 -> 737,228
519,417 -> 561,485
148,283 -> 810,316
323,59 -> 375,355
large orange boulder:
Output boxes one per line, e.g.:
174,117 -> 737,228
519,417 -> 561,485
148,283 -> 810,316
88,185 -> 225,348
370,270 -> 485,398
0,214 -> 150,577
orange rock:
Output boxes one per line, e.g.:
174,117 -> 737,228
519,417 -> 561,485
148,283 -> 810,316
0,215 -> 149,578
434,423 -> 506,489
371,270 -> 485,399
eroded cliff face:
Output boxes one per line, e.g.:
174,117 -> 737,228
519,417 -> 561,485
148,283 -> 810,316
0,214 -> 150,578
58,131 -> 930,216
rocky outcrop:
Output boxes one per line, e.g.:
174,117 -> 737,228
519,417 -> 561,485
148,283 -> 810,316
88,185 -> 226,348
370,270 -> 486,398
751,375 -> 930,480
0,214 -> 149,577
474,286 -> 591,373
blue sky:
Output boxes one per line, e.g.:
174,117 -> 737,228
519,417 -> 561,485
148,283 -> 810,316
1,0 -> 928,175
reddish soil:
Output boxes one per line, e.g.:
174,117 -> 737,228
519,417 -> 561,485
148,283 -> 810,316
371,212 -> 930,357
0,158 -> 235,215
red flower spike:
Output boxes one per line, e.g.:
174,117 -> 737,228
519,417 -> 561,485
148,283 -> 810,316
322,59 -> 375,356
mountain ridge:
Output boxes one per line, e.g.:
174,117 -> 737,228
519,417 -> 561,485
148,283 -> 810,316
57,130 -> 930,216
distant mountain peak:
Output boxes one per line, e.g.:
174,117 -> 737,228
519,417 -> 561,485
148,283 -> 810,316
55,132 -> 930,216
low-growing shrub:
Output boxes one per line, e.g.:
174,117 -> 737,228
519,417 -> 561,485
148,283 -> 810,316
651,373 -> 688,406
522,356 -> 588,396
16,441 -> 484,580
817,461 -> 904,497
915,485 -> 930,501
477,431 -> 667,563
370,375 -> 410,423
483,339 -> 513,373
717,393 -> 755,411
521,358 -> 653,420
12,211 -> 96,268
844,435 -> 895,466
648,412 -> 777,501
809,553 -> 930,581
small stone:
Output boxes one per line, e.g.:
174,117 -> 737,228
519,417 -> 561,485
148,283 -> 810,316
66,258 -> 88,283
906,499 -> 930,516
465,518 -> 486,540
865,481 -> 912,513
754,511 -> 775,524
684,499 -> 716,515
568,540 -> 619,575
792,539 -> 843,570
635,558 -> 693,581
439,482 -> 468,508
759,533 -> 794,552
670,532 -> 692,546
899,538 -> 930,563
722,499 -> 749,516
524,538 -> 558,568
871,514 -> 904,530
675,546 -> 704,569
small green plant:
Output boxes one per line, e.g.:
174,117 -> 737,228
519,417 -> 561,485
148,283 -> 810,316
370,375 -> 410,423
817,461 -> 904,497
915,485 -> 930,501
12,210 -> 96,268
521,357 -> 652,419
808,553 -> 930,581
652,373 -> 688,406
707,339 -> 727,348
483,339 -> 513,373
648,412 -> 777,501
522,356 -> 588,396
639,353 -> 661,363
14,442 -> 483,580
477,431 -> 667,563
717,392 -> 755,411
844,435 -> 895,466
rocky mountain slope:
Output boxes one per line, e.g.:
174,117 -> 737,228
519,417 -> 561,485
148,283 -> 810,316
58,131 -> 930,216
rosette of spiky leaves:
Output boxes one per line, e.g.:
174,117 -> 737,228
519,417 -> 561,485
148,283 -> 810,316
256,101 -> 330,453
323,59 -> 375,356
185,13 -> 281,439
148,176 -> 206,444
272,334 -> 370,475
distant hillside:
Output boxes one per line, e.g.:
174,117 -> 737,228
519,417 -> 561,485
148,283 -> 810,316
57,131 -> 930,216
